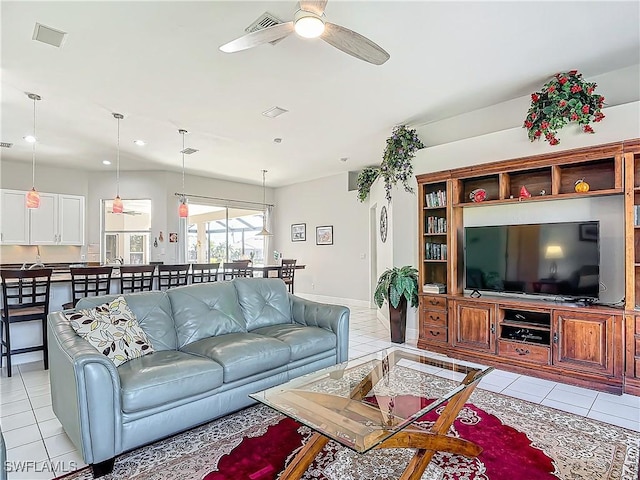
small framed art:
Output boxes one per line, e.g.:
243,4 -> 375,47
291,223 -> 306,242
316,225 -> 333,245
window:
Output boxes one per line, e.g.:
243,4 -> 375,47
186,204 -> 265,264
102,199 -> 151,264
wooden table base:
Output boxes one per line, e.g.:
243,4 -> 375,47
279,378 -> 482,480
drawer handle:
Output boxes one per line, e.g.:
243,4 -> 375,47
515,347 -> 530,356
429,315 -> 440,322
429,299 -> 439,306
429,330 -> 440,336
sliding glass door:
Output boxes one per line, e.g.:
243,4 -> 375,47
186,204 -> 265,264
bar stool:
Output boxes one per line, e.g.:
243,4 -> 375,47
62,266 -> 113,309
191,263 -> 220,283
119,265 -> 156,293
0,268 -> 53,377
157,264 -> 189,291
280,259 -> 297,293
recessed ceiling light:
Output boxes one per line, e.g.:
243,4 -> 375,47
102,160 -> 111,165
273,138 -> 282,143
340,157 -> 348,162
262,106 -> 288,118
23,135 -> 36,143
133,140 -> 146,146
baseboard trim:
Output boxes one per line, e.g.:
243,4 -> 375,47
295,293 -> 371,308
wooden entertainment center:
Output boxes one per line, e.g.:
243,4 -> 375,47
415,139 -> 640,395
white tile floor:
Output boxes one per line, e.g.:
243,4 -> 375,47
1,305 -> 639,479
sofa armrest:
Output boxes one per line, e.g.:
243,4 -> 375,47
288,294 -> 350,362
47,311 -> 123,465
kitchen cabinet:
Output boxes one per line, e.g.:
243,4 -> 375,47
0,189 -> 29,245
0,189 -> 84,246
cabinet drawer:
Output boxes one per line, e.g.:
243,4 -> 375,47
421,309 -> 447,327
422,295 -> 446,311
421,325 -> 448,343
498,340 -> 550,365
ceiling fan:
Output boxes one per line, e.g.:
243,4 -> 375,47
219,0 -> 390,65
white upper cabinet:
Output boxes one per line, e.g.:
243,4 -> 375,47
30,193 -> 85,245
58,194 -> 84,245
29,192 -> 59,244
0,189 -> 85,246
0,189 -> 29,245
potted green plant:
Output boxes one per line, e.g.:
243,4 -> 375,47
374,266 -> 419,343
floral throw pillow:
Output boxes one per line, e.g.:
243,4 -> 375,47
65,296 -> 154,367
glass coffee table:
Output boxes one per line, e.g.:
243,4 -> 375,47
250,347 -> 493,480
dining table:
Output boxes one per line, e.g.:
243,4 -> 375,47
247,264 -> 305,278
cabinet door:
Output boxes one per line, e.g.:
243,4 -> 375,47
452,301 -> 495,352
552,310 -> 616,376
29,192 -> 58,244
58,194 -> 84,245
0,189 -> 29,244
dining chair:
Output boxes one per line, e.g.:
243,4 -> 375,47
191,263 -> 220,283
63,266 -> 113,310
119,265 -> 156,293
1,268 -> 53,377
222,261 -> 253,280
157,264 -> 190,291
280,259 -> 297,294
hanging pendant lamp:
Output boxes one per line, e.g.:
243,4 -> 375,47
256,169 -> 272,236
178,129 -> 189,218
112,113 -> 124,214
25,93 -> 42,209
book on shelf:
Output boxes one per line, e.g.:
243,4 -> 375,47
425,216 -> 447,234
425,242 -> 447,260
635,205 -> 639,226
423,283 -> 446,294
425,190 -> 446,208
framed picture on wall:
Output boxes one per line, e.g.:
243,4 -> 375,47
316,225 -> 333,245
291,223 -> 306,242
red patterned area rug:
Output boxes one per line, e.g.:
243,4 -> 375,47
55,388 -> 639,480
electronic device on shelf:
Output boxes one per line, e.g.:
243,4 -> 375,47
464,221 -> 600,302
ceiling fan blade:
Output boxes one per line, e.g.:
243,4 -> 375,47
299,0 -> 328,16
321,22 -> 390,65
219,22 -> 295,53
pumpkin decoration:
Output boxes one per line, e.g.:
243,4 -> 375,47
574,179 -> 590,193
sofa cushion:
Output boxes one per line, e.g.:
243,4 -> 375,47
168,282 -> 247,348
66,296 -> 154,366
233,278 -> 291,331
181,332 -> 290,383
117,350 -> 223,413
251,324 -> 336,361
76,292 -> 177,351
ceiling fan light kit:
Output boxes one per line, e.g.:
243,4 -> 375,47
294,10 -> 325,38
219,0 -> 389,65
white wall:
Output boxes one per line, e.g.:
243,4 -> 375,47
272,173 -> 370,303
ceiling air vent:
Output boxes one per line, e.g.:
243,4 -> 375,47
0,142 -> 13,148
181,148 -> 198,155
245,12 -> 285,45
32,23 -> 67,48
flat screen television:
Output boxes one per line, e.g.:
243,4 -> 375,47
464,221 -> 600,300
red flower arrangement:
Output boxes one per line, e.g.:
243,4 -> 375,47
524,70 -> 605,145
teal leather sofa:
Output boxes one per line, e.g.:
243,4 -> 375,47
47,278 -> 349,477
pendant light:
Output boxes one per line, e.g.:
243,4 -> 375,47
112,113 -> 124,214
256,169 -> 272,236
178,129 -> 189,218
25,93 -> 41,209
